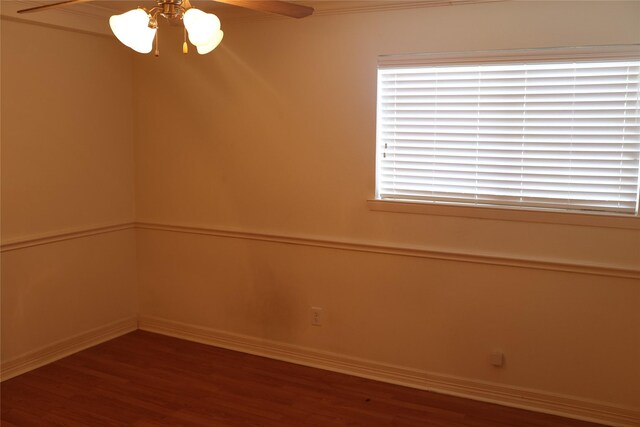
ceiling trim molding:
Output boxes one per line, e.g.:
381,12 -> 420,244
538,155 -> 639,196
310,0 -> 507,17
0,14 -> 111,38
6,0 -> 508,25
11,0 -> 108,20
222,0 -> 507,23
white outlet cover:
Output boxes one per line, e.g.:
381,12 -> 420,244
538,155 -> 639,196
310,307 -> 323,326
490,351 -> 504,367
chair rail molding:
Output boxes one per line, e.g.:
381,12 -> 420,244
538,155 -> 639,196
0,222 -> 135,252
135,221 -> 640,280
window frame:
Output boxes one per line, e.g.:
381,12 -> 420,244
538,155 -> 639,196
372,44 -> 640,227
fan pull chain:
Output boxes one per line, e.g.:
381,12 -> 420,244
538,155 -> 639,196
154,30 -> 160,57
183,27 -> 188,54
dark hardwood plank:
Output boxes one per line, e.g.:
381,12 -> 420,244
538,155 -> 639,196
1,331 -> 605,426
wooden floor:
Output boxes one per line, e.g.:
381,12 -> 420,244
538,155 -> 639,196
2,331 -> 604,427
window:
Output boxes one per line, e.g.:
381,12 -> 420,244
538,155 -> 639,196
376,46 -> 640,216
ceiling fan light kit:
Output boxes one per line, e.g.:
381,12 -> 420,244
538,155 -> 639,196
108,1 -> 223,56
17,0 -> 314,57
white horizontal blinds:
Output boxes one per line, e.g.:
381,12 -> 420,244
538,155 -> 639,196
377,59 -> 640,214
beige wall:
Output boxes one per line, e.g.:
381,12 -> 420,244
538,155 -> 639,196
134,0 -> 640,410
1,20 -> 137,362
1,0 -> 639,420
133,1 -> 639,269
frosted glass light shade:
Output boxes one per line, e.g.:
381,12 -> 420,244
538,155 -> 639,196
184,8 -> 221,48
196,30 -> 223,55
182,8 -> 205,31
109,9 -> 156,54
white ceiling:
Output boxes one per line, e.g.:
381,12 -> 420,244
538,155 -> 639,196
1,0 -> 503,35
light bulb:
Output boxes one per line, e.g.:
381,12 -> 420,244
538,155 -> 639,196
109,9 -> 156,54
184,8 -> 221,47
196,30 -> 223,55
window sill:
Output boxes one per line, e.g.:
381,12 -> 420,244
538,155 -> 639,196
367,199 -> 640,230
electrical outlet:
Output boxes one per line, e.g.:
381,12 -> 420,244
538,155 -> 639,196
310,307 -> 323,326
490,350 -> 505,367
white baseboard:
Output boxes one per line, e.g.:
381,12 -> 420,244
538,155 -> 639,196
139,315 -> 639,427
0,316 -> 138,381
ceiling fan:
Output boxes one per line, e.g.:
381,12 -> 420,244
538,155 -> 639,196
17,0 -> 315,55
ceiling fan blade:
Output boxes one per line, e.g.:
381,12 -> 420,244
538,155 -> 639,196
17,0 -> 93,14
211,0 -> 313,18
